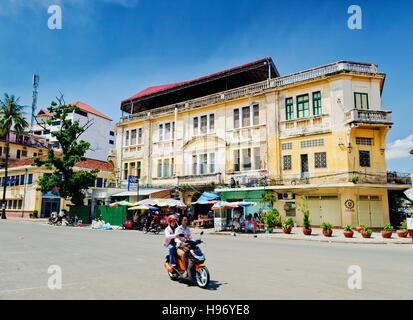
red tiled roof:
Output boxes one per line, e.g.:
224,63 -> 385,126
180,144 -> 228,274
8,155 -> 114,172
71,101 -> 112,121
35,109 -> 52,117
122,57 -> 273,103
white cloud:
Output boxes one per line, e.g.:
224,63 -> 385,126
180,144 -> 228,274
386,134 -> 413,160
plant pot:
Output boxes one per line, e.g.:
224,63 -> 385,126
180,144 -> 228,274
361,231 -> 371,238
396,230 -> 407,238
381,231 -> 392,239
355,226 -> 364,233
322,229 -> 333,237
283,228 -> 292,234
343,230 -> 354,238
258,223 -> 265,230
302,228 -> 312,235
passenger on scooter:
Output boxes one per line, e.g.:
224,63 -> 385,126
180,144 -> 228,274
150,211 -> 160,229
163,215 -> 178,267
175,215 -> 192,278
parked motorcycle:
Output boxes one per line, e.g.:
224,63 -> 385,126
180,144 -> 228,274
143,223 -> 161,234
163,231 -> 210,289
63,216 -> 78,227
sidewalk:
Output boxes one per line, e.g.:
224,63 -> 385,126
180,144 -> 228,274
2,217 -> 49,224
191,227 -> 413,245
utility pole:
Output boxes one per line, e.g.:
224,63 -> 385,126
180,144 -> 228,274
30,74 -> 40,135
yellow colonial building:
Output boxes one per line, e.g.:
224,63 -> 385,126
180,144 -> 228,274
0,156 -> 114,218
114,58 -> 411,227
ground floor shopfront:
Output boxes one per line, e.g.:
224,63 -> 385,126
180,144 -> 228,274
215,183 -> 411,228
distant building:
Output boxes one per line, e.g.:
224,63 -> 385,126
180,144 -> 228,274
0,130 -> 52,168
0,155 -> 114,218
31,101 -> 115,162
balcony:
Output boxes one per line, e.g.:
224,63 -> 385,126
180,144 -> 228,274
345,109 -> 392,126
178,173 -> 222,186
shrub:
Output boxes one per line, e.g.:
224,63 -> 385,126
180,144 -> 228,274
362,227 -> 372,236
400,221 -> 408,231
297,196 -> 311,229
32,210 -> 38,218
263,209 -> 280,228
383,223 -> 393,232
282,218 -> 293,229
343,224 -> 353,232
357,224 -> 366,228
321,222 -> 333,231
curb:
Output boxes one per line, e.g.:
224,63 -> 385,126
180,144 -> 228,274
205,231 -> 413,245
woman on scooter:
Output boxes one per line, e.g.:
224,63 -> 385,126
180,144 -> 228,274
175,215 -> 192,278
163,215 -> 178,267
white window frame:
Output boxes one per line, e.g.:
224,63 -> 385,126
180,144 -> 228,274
158,121 -> 175,142
192,113 -> 215,136
233,102 -> 260,129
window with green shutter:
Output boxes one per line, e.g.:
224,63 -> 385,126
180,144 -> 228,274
354,92 -> 369,109
285,97 -> 294,120
296,94 -> 310,118
312,91 -> 321,115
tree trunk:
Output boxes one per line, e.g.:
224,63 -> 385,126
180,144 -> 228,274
1,132 -> 9,219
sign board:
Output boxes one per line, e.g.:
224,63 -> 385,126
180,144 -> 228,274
407,218 -> 413,230
128,176 -> 139,192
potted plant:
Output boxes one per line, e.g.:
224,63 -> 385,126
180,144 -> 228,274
298,196 -> 312,235
263,209 -> 280,233
381,223 -> 393,239
343,224 -> 354,238
397,221 -> 408,238
282,218 -> 293,234
321,222 -> 333,237
352,176 -> 359,184
361,227 -> 372,238
355,224 -> 365,233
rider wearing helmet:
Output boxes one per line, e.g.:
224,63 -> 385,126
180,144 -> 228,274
163,215 -> 178,266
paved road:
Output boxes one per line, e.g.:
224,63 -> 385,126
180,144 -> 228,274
0,221 -> 412,300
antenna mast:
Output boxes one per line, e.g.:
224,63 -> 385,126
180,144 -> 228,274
30,74 -> 40,135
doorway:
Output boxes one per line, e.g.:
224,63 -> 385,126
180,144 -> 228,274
41,198 -> 60,218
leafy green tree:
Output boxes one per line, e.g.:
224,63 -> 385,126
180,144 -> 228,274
0,94 -> 29,219
33,99 -> 98,206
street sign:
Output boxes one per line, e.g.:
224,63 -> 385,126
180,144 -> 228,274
128,176 -> 139,192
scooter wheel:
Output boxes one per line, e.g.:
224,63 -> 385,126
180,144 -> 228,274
196,266 -> 210,289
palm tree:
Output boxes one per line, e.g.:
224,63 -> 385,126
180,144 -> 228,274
0,94 -> 28,219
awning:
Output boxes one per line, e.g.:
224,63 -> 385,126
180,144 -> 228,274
111,188 -> 167,197
196,192 -> 220,203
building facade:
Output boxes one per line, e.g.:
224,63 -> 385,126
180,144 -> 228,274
0,156 -> 113,218
31,101 -> 115,162
114,58 -> 411,227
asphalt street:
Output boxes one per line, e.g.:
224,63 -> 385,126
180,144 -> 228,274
0,221 -> 412,300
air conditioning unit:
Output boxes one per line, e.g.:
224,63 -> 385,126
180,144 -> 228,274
282,192 -> 294,200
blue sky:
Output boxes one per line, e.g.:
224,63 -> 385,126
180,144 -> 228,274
0,0 -> 412,172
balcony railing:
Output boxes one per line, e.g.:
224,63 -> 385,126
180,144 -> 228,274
387,172 -> 412,185
120,61 -> 379,123
345,109 -> 392,125
178,173 -> 222,185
